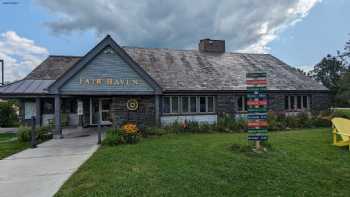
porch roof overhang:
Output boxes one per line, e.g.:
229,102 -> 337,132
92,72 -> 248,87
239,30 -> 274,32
0,80 -> 55,98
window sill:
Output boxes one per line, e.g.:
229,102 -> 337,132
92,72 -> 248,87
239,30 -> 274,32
161,112 -> 217,116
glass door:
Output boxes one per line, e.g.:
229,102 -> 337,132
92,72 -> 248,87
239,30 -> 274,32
90,98 -> 112,125
100,99 -> 112,125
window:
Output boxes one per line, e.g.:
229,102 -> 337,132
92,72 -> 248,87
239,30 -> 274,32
284,96 -> 289,110
182,96 -> 189,113
302,96 -> 308,109
163,97 -> 170,113
285,95 -> 310,111
190,97 -> 197,112
42,100 -> 54,114
24,102 -> 36,119
163,96 -> 215,114
199,96 -> 206,112
238,95 -> 247,112
208,97 -> 214,112
297,96 -> 302,109
171,96 -> 179,113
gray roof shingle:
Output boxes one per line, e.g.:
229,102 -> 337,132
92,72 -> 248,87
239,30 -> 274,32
11,47 -> 328,93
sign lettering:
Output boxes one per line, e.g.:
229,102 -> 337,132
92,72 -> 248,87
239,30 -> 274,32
79,78 -> 144,86
246,72 -> 268,142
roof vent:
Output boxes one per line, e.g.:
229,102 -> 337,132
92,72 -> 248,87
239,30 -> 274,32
199,39 -> 225,53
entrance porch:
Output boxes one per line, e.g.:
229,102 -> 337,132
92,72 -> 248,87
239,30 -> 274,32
20,95 -> 157,138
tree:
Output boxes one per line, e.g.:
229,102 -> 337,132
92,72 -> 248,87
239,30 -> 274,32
0,100 -> 18,127
339,34 -> 350,68
335,71 -> 350,106
308,54 -> 348,93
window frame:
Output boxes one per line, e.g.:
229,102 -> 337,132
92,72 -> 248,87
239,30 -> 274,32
284,95 -> 310,111
162,96 -> 215,115
237,95 -> 248,112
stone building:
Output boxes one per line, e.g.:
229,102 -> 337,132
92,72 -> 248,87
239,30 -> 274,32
0,35 -> 330,138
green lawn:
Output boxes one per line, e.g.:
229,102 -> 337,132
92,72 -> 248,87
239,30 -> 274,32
56,128 -> 350,197
0,133 -> 29,159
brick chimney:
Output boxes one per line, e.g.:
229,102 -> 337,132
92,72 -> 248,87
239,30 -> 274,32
199,39 -> 225,53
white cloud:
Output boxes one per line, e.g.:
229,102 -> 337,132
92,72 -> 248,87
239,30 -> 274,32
0,31 -> 48,82
36,0 -> 321,53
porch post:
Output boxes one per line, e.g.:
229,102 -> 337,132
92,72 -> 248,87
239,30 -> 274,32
54,95 -> 62,139
35,98 -> 41,126
155,95 -> 160,126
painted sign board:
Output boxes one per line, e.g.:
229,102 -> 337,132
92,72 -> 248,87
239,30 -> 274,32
246,72 -> 268,142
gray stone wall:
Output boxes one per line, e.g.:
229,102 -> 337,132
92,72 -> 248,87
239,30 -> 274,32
268,93 -> 285,112
216,94 -> 237,116
111,96 -> 155,127
215,92 -> 331,115
310,92 -> 332,112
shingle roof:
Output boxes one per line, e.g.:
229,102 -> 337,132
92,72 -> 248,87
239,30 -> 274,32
16,47 -> 328,92
25,56 -> 81,80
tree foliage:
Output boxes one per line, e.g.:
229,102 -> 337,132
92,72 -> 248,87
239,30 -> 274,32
335,71 -> 350,106
308,54 -> 348,92
0,100 -> 18,127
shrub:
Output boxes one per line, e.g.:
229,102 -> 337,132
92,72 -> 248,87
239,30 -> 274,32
0,101 -> 18,127
36,126 -> 53,141
331,109 -> 350,119
102,128 -> 124,146
121,122 -> 140,144
17,126 -> 31,142
16,126 -> 52,142
267,111 -> 287,131
215,114 -> 247,132
144,126 -> 168,136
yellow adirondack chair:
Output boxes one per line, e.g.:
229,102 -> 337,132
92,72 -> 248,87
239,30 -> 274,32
331,117 -> 350,151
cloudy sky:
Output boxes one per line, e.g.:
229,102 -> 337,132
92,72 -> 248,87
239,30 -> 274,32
0,0 -> 349,82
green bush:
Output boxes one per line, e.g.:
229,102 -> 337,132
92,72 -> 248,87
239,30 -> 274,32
102,128 -> 125,146
16,126 -> 52,142
17,126 -> 31,142
267,111 -> 287,131
215,114 -> 247,132
0,101 -> 18,127
36,126 -> 53,141
144,126 -> 169,136
332,108 -> 350,119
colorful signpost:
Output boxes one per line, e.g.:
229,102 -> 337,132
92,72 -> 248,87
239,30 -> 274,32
246,72 -> 268,150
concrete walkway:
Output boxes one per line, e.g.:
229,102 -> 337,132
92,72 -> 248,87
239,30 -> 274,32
0,128 -> 100,197
0,127 -> 18,133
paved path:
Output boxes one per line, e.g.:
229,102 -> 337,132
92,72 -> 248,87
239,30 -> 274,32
0,130 -> 99,197
0,127 -> 18,133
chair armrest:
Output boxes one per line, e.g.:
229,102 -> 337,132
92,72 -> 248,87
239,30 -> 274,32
337,132 -> 350,136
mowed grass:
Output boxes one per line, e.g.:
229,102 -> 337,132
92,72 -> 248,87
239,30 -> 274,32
56,128 -> 350,197
0,133 -> 29,159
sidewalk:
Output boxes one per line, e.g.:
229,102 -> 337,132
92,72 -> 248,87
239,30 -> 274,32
0,131 -> 99,197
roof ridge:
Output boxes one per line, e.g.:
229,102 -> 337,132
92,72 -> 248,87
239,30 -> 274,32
122,46 -> 271,55
48,55 -> 82,58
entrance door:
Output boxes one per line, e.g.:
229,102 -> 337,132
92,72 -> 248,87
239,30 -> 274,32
100,98 -> 112,125
90,98 -> 112,125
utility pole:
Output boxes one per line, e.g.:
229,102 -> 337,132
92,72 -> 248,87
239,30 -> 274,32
0,60 -> 4,86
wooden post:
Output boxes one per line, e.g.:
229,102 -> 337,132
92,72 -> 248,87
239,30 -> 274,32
155,95 -> 160,126
54,95 -> 62,139
35,98 -> 41,127
256,140 -> 261,150
31,116 -> 37,148
97,111 -> 102,145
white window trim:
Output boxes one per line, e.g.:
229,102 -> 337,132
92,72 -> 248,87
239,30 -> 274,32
163,96 -> 216,115
285,95 -> 310,111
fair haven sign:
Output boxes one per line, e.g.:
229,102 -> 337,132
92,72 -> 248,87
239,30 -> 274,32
79,78 -> 144,86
